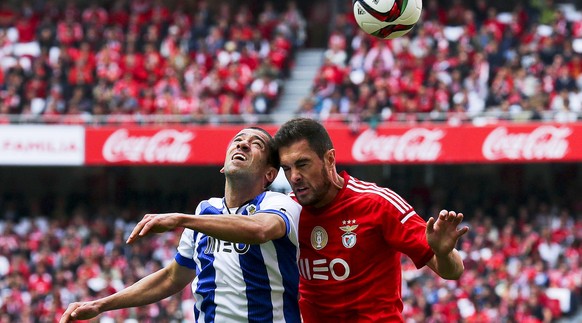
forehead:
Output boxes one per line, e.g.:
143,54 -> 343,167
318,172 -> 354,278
279,139 -> 318,163
233,129 -> 271,143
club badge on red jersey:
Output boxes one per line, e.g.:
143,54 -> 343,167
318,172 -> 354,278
340,220 -> 358,248
311,226 -> 328,250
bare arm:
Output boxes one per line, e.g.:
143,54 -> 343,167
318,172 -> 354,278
425,210 -> 469,280
60,261 -> 195,323
127,212 -> 287,245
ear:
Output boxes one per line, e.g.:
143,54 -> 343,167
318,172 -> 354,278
324,149 -> 343,189
220,167 -> 225,174
324,149 -> 336,169
264,167 -> 278,188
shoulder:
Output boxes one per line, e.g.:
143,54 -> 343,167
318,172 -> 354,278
344,176 -> 412,213
262,191 -> 296,203
259,191 -> 302,213
204,197 -> 223,208
195,197 -> 223,214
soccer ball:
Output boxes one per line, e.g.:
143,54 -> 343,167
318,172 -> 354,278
352,0 -> 423,39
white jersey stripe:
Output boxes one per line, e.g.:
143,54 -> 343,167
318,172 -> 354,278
348,176 -> 410,208
401,211 -> 417,224
299,259 -> 311,280
347,177 -> 411,210
346,184 -> 407,214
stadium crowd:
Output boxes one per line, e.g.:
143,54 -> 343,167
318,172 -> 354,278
0,191 -> 580,322
0,0 -> 306,124
300,0 -> 582,125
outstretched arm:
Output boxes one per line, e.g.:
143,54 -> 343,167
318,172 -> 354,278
425,210 -> 469,280
60,261 -> 195,323
126,212 -> 287,245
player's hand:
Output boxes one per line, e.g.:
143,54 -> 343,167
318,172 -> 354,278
59,302 -> 100,323
127,213 -> 182,244
426,210 -> 469,257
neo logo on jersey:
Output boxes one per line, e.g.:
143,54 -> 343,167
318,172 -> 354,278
299,258 -> 350,281
204,237 -> 250,254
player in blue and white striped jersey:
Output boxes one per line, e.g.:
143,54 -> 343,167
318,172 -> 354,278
60,127 -> 302,323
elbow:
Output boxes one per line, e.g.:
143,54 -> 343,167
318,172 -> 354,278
245,223 -> 274,244
252,232 -> 271,244
441,265 -> 465,280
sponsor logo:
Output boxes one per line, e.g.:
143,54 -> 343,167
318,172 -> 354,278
102,129 -> 194,163
339,220 -> 358,248
357,4 -> 365,15
311,226 -> 328,250
299,258 -> 350,281
482,126 -> 571,160
352,128 -> 444,162
204,237 -> 249,255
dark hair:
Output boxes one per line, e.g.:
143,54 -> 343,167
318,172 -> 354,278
274,118 -> 333,159
248,126 -> 280,169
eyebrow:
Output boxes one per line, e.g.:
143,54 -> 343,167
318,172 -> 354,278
233,133 -> 268,147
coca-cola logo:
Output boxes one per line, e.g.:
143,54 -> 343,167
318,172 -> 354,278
482,126 -> 571,160
102,129 -> 194,163
352,128 -> 444,162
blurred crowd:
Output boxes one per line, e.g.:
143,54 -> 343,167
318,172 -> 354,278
0,197 -> 580,322
299,0 -> 582,125
0,0 -> 306,125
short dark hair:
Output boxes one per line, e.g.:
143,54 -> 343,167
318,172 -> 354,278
274,118 -> 333,159
248,126 -> 280,169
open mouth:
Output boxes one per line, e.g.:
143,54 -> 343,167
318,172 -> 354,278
232,153 -> 247,161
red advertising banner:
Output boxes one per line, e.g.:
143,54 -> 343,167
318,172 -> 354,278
84,123 -> 582,165
85,126 -> 279,165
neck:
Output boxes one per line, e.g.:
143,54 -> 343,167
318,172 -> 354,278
224,176 -> 264,208
314,173 -> 344,208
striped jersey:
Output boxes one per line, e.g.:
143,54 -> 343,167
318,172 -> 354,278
296,171 -> 434,323
175,191 -> 302,322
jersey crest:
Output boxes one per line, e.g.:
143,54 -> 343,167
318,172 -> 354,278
311,226 -> 328,250
340,220 -> 358,248
245,204 -> 256,215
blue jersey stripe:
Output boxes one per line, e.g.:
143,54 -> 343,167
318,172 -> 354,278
195,234 -> 218,322
175,253 -> 196,269
275,238 -> 301,323
240,245 -> 273,322
262,209 -> 291,235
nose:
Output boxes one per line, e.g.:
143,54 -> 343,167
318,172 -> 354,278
288,168 -> 302,183
236,140 -> 250,151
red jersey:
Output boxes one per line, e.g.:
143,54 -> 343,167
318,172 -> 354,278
295,171 -> 434,322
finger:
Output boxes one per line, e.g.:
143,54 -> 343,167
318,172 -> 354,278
127,217 -> 150,243
426,217 -> 435,233
438,210 -> 449,221
127,224 -> 144,244
456,225 -> 470,238
453,213 -> 464,224
139,220 -> 155,236
60,304 -> 79,323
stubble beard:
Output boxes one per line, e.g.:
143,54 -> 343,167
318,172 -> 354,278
297,167 -> 332,207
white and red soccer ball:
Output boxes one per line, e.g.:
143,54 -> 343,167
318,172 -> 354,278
352,0 -> 423,39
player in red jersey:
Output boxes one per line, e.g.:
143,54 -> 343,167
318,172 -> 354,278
274,118 -> 469,322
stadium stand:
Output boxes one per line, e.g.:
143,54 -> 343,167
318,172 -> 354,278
0,0 -> 304,125
299,0 -> 582,125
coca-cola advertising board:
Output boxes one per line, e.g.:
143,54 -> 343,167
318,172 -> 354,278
0,125 -> 85,165
83,123 -> 582,165
332,123 -> 581,164
85,126 -> 278,165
